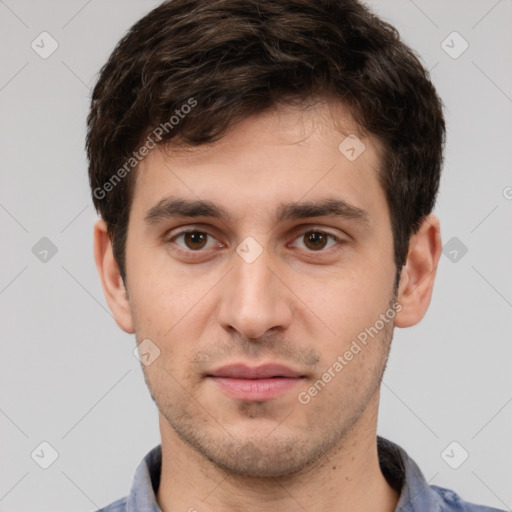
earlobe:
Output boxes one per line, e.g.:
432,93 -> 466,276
93,218 -> 135,334
394,214 -> 442,328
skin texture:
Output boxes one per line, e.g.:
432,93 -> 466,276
94,100 -> 442,512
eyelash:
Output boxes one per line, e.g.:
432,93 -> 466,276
166,228 -> 343,256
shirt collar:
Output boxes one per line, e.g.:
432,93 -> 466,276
377,436 -> 439,511
126,437 -> 434,512
126,444 -> 162,512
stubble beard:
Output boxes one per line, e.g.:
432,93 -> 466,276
142,320 -> 394,479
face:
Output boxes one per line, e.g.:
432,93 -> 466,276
123,101 -> 398,477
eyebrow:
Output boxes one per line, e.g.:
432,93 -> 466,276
144,196 -> 370,226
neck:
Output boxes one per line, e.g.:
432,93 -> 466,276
156,395 -> 399,512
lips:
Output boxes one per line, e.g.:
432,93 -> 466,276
207,363 -> 305,401
208,363 -> 304,379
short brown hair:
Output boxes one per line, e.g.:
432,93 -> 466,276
86,0 -> 445,283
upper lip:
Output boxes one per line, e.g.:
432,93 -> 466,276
207,363 -> 305,379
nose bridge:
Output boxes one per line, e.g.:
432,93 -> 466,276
236,248 -> 273,301
217,239 -> 292,339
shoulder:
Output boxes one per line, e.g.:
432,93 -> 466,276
93,496 -> 128,512
431,485 -> 506,512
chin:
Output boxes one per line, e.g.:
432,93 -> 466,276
205,440 -> 313,478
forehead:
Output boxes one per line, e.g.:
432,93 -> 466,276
131,100 -> 388,227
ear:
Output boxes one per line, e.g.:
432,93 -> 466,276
394,214 -> 442,328
93,218 -> 134,333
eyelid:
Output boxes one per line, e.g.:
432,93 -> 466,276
164,223 -> 222,241
288,224 -> 344,238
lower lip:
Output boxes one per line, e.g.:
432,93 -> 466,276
209,377 -> 303,401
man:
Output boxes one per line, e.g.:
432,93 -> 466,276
87,0 -> 504,510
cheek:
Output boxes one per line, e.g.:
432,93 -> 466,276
300,276 -> 395,388
306,273 -> 390,334
129,260 -> 198,326
129,267 -> 215,372
300,320 -> 392,418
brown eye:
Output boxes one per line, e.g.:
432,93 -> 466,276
303,231 -> 329,250
182,231 -> 208,250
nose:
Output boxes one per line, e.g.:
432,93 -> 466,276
217,244 -> 293,341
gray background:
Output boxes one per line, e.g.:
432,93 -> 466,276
1,0 -> 511,510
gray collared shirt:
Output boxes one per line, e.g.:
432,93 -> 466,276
95,437 -> 505,512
